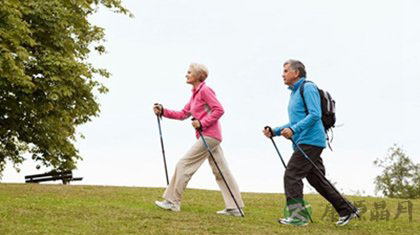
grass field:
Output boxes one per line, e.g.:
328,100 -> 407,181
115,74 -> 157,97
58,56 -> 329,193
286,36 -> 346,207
0,183 -> 418,234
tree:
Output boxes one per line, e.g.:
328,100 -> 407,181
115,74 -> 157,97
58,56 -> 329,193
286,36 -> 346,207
0,0 -> 131,177
374,144 -> 420,199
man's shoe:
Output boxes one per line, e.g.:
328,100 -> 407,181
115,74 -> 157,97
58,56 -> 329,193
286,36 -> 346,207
216,208 -> 244,217
278,217 -> 308,226
154,200 -> 180,212
336,209 -> 360,226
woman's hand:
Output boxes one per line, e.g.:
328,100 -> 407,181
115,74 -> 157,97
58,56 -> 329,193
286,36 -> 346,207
153,103 -> 163,116
192,119 -> 201,130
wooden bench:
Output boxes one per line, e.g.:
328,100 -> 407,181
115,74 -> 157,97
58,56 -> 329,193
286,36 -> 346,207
25,170 -> 83,184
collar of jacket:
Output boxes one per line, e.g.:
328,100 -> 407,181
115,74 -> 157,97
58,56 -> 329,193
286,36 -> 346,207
288,77 -> 306,91
192,81 -> 206,95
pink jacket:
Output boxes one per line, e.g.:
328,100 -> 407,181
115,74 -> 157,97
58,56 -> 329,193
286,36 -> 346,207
163,82 -> 224,142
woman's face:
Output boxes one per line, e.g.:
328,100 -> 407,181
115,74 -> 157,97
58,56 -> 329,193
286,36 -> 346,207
186,67 -> 200,85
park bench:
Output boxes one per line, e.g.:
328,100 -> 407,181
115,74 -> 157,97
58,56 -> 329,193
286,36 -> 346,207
25,170 -> 83,184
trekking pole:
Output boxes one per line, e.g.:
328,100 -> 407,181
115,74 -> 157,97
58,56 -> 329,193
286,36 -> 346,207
264,127 -> 313,223
156,113 -> 169,185
264,127 -> 287,168
290,139 -> 359,217
193,118 -> 244,217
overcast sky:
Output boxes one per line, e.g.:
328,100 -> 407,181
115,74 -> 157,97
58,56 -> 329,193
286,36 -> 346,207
3,0 -> 420,196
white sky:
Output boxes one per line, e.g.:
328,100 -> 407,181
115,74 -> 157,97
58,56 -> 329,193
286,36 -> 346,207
3,0 -> 420,196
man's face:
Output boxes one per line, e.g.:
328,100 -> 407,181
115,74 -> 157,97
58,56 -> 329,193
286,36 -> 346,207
282,64 -> 299,86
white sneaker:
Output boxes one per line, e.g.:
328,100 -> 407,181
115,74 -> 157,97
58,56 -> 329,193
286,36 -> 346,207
336,208 -> 360,226
216,208 -> 244,217
278,217 -> 308,226
154,200 -> 180,212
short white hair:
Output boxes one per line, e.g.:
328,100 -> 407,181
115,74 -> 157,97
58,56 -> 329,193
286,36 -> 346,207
189,63 -> 209,82
284,59 -> 306,78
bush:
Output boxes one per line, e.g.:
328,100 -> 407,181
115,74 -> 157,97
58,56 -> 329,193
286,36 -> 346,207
374,144 -> 420,199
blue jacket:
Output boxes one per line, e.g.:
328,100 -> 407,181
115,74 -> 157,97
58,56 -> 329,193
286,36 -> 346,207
273,78 -> 326,149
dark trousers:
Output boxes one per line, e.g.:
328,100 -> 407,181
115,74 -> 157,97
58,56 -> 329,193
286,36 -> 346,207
284,144 -> 355,217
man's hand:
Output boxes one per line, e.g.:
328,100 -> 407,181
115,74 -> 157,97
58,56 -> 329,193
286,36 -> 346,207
153,103 -> 163,116
192,119 -> 201,130
281,128 -> 294,139
263,126 -> 273,138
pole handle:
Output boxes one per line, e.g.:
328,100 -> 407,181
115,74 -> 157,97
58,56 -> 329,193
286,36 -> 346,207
264,126 -> 274,137
191,118 -> 203,131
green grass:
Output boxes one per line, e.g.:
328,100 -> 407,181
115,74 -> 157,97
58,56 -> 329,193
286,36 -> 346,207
0,184 -> 418,234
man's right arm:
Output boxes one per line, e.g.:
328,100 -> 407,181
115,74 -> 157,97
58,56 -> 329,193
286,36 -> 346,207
273,123 -> 290,136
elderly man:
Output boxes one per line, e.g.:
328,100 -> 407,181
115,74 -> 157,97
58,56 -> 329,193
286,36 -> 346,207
263,59 -> 359,226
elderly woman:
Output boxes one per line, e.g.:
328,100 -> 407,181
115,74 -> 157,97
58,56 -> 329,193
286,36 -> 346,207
153,63 -> 244,216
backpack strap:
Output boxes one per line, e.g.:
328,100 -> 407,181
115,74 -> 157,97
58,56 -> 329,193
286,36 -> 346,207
299,80 -> 334,151
299,80 -> 311,115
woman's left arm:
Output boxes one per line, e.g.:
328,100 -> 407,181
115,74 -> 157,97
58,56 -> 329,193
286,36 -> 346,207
200,86 -> 224,129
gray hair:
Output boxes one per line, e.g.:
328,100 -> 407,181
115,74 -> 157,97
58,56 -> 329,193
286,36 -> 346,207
189,63 -> 209,82
284,59 -> 306,78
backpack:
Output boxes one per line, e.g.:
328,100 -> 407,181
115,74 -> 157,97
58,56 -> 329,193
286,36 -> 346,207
299,80 -> 336,150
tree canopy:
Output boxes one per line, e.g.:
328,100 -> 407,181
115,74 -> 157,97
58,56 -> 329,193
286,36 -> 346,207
0,0 -> 131,177
374,145 -> 420,199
